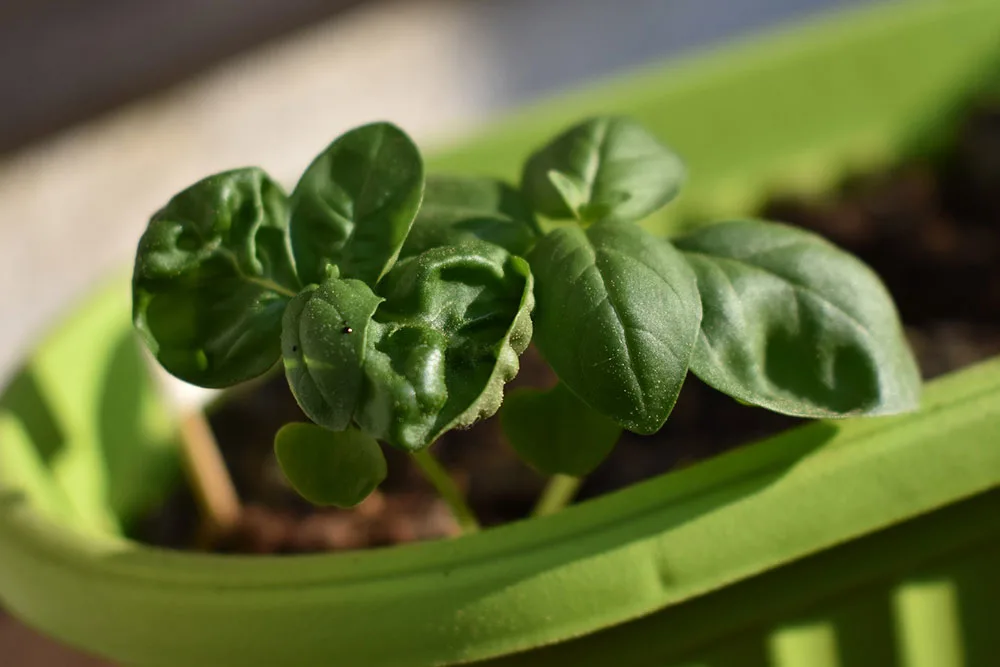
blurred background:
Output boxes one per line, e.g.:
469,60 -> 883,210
0,0 -> 877,663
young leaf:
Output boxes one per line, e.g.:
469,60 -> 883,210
282,241 -> 534,451
399,175 -> 539,259
132,168 -> 299,388
520,116 -> 685,224
501,383 -> 622,476
289,122 -> 424,286
528,222 -> 701,433
281,277 -> 383,432
356,241 -> 535,450
274,423 -> 386,507
675,220 -> 921,417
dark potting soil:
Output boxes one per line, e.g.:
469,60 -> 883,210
133,103 -> 1000,554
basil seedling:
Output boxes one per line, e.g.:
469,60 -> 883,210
134,116 -> 920,522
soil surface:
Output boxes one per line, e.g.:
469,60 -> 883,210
133,102 -> 1000,554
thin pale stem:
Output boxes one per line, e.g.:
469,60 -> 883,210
532,474 -> 582,517
246,275 -> 297,298
178,410 -> 242,544
411,449 -> 481,534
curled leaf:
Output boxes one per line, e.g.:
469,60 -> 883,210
290,122 -> 424,286
358,241 -> 534,450
521,116 -> 685,224
501,383 -> 622,476
676,220 -> 921,416
529,221 -> 701,433
132,168 -> 298,388
400,175 -> 539,259
283,241 -> 534,451
274,423 -> 386,507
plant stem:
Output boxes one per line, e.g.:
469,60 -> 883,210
411,449 -> 480,534
533,474 -> 582,517
247,275 -> 297,298
178,410 -> 242,544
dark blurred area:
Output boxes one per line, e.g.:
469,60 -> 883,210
0,0 -> 368,155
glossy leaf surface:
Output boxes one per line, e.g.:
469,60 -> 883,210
529,222 -> 701,433
289,122 -> 424,286
400,175 -> 539,258
281,275 -> 382,431
132,168 -> 298,388
520,116 -> 685,224
274,423 -> 386,507
676,220 -> 921,416
501,383 -> 622,476
283,241 -> 534,451
358,241 -> 534,450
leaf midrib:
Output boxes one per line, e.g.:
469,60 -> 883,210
176,190 -> 298,299
577,232 -> 646,414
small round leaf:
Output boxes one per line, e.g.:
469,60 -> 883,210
274,423 -> 387,507
501,383 -> 622,476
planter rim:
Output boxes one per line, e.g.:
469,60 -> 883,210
3,341 -> 1000,581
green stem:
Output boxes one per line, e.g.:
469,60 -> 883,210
411,449 -> 481,534
533,474 -> 582,517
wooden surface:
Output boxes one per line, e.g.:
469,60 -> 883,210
1,613 -> 110,667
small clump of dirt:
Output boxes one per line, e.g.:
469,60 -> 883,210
133,102 -> 1000,555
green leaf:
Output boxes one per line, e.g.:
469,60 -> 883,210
357,241 -> 534,450
545,170 -> 588,219
501,383 -> 622,476
132,168 -> 299,388
281,277 -> 383,431
289,122 -> 424,286
399,175 -> 539,259
520,116 -> 685,224
274,423 -> 386,507
283,241 -> 534,451
528,222 -> 701,433
675,220 -> 921,417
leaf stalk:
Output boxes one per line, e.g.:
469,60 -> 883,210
411,449 -> 481,534
532,474 -> 582,517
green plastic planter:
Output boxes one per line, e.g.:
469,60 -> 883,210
2,1 -> 999,665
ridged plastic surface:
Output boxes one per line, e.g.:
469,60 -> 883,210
1,1 -> 999,665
